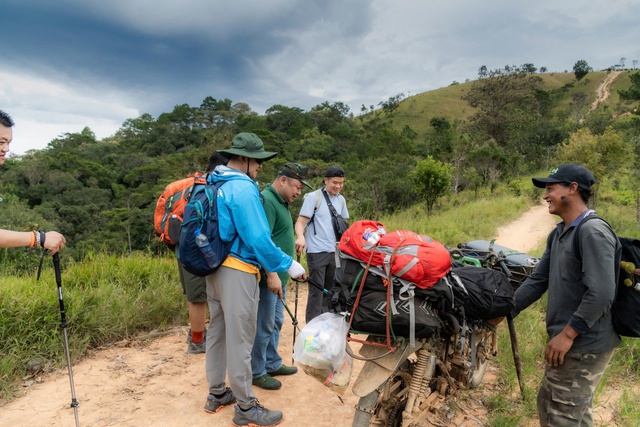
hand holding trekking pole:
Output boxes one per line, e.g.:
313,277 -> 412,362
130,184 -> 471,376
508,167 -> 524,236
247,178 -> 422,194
43,231 -> 66,255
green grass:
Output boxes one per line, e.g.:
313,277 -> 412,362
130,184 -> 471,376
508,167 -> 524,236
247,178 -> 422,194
379,190 -> 532,247
0,252 -> 186,399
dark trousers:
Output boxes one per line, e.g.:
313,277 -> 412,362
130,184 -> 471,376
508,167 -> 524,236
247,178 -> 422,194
305,252 -> 336,323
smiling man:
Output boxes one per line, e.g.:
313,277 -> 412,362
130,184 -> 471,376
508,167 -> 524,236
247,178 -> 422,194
251,162 -> 313,391
294,164 -> 349,323
509,164 -> 621,427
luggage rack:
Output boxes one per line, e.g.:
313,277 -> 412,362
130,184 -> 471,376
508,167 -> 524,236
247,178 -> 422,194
449,239 -> 539,288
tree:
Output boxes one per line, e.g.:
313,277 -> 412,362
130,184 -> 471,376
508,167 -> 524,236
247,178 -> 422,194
413,156 -> 452,215
573,60 -> 592,81
378,93 -> 405,115
618,71 -> 640,101
461,65 -> 544,150
467,139 -> 506,192
556,127 -> 636,205
521,63 -> 537,74
571,92 -> 589,123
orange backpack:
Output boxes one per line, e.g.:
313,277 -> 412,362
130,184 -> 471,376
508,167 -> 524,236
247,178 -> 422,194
154,173 -> 207,248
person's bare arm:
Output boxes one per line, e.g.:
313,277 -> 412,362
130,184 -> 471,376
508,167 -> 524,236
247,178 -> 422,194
294,216 -> 308,255
0,230 -> 66,254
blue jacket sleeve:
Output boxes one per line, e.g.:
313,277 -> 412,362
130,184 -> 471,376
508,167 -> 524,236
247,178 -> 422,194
219,180 -> 292,273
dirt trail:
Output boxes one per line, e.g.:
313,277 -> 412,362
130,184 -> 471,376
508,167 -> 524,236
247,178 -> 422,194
0,202 -> 556,427
589,70 -> 621,113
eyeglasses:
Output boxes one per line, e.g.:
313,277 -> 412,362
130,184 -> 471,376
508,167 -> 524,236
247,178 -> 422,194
254,158 -> 264,165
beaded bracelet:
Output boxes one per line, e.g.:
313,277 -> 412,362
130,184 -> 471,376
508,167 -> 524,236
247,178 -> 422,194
34,231 -> 41,248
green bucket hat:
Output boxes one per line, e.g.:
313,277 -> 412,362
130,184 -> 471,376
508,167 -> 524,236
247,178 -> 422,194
218,132 -> 278,161
278,162 -> 313,189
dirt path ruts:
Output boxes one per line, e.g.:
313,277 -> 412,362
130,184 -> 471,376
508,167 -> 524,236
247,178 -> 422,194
589,70 -> 621,113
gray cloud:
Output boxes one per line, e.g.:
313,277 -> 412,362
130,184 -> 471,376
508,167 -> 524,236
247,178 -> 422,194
2,0 -> 639,154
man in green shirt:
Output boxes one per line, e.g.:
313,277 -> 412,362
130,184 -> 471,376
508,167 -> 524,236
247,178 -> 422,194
251,163 -> 313,390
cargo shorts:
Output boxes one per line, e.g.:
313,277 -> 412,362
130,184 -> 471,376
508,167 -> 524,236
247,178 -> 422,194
536,349 -> 614,427
178,262 -> 207,303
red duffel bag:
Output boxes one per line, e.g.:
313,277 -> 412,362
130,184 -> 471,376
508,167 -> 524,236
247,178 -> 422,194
338,220 -> 451,289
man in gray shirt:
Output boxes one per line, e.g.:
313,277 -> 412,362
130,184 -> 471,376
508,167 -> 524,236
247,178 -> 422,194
509,164 -> 621,427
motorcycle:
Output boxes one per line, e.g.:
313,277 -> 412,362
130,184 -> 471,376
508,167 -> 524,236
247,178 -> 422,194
348,299 -> 497,426
342,241 -> 538,427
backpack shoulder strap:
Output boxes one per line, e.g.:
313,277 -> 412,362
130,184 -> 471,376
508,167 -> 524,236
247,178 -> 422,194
321,188 -> 341,219
308,189 -> 323,222
573,213 -> 618,264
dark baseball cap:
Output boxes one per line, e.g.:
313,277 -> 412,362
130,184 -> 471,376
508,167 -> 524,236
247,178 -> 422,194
278,162 -> 313,189
324,165 -> 345,178
532,163 -> 596,190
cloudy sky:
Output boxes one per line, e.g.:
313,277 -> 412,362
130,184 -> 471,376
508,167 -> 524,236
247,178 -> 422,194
2,0 -> 638,155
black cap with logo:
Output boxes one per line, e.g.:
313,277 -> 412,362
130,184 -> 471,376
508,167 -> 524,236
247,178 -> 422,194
532,163 -> 596,190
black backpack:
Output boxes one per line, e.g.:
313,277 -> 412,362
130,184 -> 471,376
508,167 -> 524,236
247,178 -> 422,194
574,214 -> 640,338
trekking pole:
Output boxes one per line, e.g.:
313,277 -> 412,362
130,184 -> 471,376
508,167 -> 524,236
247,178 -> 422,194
495,256 -> 526,401
280,297 -> 301,333
292,254 -> 301,364
52,253 -> 81,426
507,314 -> 526,401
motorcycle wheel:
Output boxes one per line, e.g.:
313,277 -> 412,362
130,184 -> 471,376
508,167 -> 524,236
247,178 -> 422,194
468,339 -> 489,389
352,371 -> 411,427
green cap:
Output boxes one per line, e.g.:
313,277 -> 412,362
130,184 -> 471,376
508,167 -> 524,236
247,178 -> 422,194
278,162 -> 313,189
218,133 -> 278,160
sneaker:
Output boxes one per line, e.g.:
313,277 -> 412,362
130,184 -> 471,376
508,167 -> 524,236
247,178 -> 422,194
251,374 -> 282,390
267,365 -> 298,377
232,402 -> 283,427
204,388 -> 236,414
186,335 -> 206,354
186,327 -> 207,343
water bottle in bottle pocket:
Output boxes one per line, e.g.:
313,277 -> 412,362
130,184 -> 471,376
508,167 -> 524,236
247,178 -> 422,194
195,231 -> 218,268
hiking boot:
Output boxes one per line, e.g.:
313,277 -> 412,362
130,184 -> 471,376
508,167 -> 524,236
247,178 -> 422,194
204,388 -> 236,413
232,402 -> 283,427
267,365 -> 298,377
251,374 -> 282,390
186,335 -> 206,354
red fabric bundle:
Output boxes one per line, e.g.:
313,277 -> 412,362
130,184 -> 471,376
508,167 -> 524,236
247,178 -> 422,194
338,220 -> 451,289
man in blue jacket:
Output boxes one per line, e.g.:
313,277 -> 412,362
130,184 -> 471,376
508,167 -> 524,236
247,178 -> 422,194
202,133 -> 306,427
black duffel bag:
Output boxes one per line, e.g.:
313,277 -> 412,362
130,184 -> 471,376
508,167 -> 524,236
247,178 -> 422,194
448,265 -> 515,320
349,286 -> 443,339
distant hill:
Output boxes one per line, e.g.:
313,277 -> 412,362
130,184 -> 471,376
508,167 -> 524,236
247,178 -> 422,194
385,71 -> 637,143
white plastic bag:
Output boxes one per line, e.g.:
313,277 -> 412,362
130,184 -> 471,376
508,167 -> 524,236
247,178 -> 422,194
293,312 -> 352,393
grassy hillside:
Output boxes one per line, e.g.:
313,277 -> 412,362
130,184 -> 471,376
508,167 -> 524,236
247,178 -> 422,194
384,70 -> 638,144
